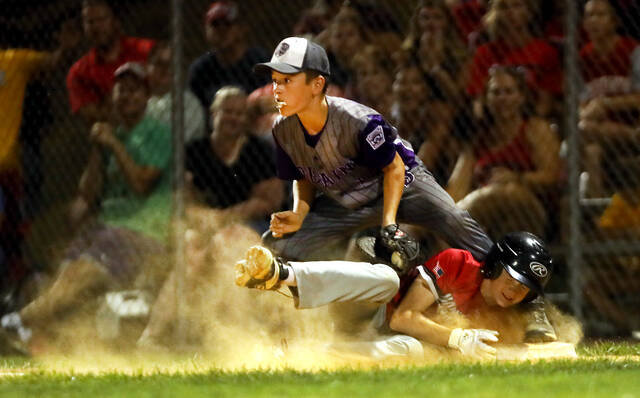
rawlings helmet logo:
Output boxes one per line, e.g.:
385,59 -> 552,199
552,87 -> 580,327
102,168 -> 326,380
275,42 -> 290,57
530,262 -> 548,278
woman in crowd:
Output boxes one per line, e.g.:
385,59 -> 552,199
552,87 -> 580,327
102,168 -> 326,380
401,0 -> 470,105
447,66 -> 561,240
578,0 -> 640,197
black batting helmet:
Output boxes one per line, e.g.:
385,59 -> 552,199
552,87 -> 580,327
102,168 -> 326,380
481,231 -> 553,302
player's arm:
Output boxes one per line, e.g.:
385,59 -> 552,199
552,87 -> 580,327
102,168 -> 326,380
270,178 -> 316,238
381,152 -> 406,226
389,277 -> 452,346
390,276 -> 498,359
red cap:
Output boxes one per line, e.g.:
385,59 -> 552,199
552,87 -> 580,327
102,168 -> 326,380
205,1 -> 239,24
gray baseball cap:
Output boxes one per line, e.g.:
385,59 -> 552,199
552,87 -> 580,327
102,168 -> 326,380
254,37 -> 331,76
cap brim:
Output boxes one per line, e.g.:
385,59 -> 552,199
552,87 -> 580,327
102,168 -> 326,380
253,62 -> 302,75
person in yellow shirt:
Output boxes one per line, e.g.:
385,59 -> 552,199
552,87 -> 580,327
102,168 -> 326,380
0,22 -> 80,318
0,21 -> 79,173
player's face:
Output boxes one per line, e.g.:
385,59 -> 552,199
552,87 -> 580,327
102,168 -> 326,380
271,71 -> 314,117
488,269 -> 530,307
486,72 -> 524,119
113,75 -> 149,121
82,4 -> 117,48
583,0 -> 616,40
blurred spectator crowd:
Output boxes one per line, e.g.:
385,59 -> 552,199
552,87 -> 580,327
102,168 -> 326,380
1,0 -> 640,354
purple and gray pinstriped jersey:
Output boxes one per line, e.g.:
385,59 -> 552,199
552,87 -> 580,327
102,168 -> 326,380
273,96 -> 418,209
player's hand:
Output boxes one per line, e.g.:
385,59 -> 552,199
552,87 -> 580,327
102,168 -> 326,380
447,328 -> 499,360
90,122 -> 117,148
379,224 -> 420,272
270,211 -> 305,238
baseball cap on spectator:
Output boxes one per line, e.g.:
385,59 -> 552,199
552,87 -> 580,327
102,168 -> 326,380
254,37 -> 331,76
206,1 -> 239,25
114,62 -> 148,81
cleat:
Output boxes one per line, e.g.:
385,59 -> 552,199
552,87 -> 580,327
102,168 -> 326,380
234,246 -> 282,290
524,298 -> 557,343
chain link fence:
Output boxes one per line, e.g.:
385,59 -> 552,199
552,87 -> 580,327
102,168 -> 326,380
1,0 -> 639,354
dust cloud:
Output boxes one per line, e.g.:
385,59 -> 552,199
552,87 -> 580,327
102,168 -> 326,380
23,226 -> 583,374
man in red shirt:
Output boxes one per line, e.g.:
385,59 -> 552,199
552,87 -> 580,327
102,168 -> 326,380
235,231 -> 554,360
66,0 -> 155,125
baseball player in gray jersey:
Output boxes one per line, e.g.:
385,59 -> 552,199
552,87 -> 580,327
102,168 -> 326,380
253,36 -> 491,262
248,37 -> 556,342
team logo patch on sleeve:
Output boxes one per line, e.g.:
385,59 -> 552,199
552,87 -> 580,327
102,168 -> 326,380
366,125 -> 385,150
433,262 -> 444,279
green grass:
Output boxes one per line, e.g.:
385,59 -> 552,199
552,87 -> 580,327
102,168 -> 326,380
1,344 -> 639,398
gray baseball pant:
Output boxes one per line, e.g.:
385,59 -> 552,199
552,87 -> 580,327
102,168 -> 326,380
264,166 -> 493,261
290,259 -> 424,359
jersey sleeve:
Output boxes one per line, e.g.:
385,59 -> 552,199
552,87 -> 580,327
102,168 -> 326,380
354,115 -> 398,169
274,132 -> 303,180
422,249 -> 467,294
15,49 -> 48,75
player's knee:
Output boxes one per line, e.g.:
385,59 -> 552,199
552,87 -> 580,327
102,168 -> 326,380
261,229 -> 275,247
375,265 -> 400,300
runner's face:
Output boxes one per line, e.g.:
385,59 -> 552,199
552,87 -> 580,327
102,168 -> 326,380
489,269 -> 530,307
271,71 -> 313,117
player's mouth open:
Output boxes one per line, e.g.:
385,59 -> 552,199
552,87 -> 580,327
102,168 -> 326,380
275,99 -> 287,109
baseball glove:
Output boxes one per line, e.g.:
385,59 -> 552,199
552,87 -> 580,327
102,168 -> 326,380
356,224 -> 421,274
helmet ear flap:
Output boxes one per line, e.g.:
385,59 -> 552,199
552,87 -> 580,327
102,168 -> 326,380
481,247 -> 502,280
521,291 -> 538,303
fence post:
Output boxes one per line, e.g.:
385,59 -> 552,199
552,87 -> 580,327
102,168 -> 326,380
565,0 -> 584,322
171,0 -> 187,348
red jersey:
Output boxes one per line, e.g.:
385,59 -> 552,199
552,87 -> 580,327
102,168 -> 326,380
580,36 -> 639,83
474,121 -> 534,186
466,38 -> 563,97
391,249 -> 484,315
66,37 -> 155,113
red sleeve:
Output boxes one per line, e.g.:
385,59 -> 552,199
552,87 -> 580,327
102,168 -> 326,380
466,44 -> 492,97
423,249 -> 467,294
66,60 -> 100,113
